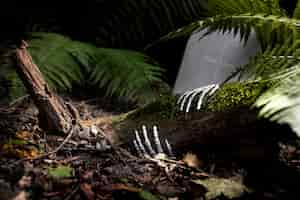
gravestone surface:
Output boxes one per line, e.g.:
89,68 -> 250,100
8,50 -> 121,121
173,29 -> 260,94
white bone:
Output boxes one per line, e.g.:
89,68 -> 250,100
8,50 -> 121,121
196,86 -> 212,110
208,84 -> 219,96
153,125 -> 163,153
179,89 -> 194,111
185,88 -> 203,112
142,125 -> 156,156
133,140 -> 143,157
135,130 -> 148,156
165,139 -> 175,158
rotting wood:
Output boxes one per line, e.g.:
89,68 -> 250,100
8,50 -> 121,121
104,107 -> 295,164
15,40 -> 76,134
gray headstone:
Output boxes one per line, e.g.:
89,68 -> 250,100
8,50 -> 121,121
173,29 -> 260,94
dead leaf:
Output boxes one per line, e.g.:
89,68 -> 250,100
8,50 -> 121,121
182,152 -> 203,168
1,141 -> 39,159
16,131 -> 32,140
192,178 -> 252,199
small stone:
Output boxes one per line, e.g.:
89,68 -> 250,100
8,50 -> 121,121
96,142 -> 102,150
78,127 -> 90,139
100,140 -> 111,150
90,125 -> 98,136
43,159 -> 54,164
68,140 -> 78,146
85,145 -> 95,149
79,140 -> 89,145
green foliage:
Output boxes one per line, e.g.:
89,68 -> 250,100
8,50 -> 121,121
148,0 -> 291,49
206,0 -> 283,16
143,0 -> 300,136
203,14 -> 300,48
205,81 -> 272,112
293,0 -> 300,19
88,47 -> 167,103
1,33 -> 167,104
254,65 -> 300,136
138,190 -> 160,200
150,13 -> 299,49
28,32 -> 86,91
127,93 -> 178,121
96,0 -> 207,48
48,165 -> 74,178
0,45 -> 26,101
239,38 -> 300,80
193,178 -> 251,199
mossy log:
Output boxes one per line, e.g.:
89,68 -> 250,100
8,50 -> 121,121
116,109 -> 292,163
103,82 -> 295,166
102,84 -> 300,192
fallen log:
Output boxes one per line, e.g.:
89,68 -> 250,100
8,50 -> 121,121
104,105 -> 300,194
99,104 -> 295,166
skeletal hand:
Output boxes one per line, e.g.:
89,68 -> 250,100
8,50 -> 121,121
177,84 -> 219,113
133,125 -> 175,159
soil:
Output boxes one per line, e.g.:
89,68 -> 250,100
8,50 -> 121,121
1,96 -> 300,200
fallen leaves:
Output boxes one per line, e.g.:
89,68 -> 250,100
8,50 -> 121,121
192,177 -> 252,199
1,138 -> 39,159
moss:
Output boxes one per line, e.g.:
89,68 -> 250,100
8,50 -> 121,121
204,81 -> 273,112
113,81 -> 275,144
126,93 -> 178,122
116,80 -> 273,123
112,93 -> 178,144
113,80 -> 274,143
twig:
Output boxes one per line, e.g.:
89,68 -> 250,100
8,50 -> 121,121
11,125 -> 75,165
9,94 -> 30,107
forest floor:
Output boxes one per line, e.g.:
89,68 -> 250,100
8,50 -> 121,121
1,96 -> 300,200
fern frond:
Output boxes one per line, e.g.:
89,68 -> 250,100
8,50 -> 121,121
254,65 -> 300,136
88,48 -> 166,103
293,0 -> 300,19
1,33 -> 167,104
28,32 -> 89,90
206,0 -> 283,16
238,38 -> 300,80
149,13 -> 300,49
95,0 -> 207,48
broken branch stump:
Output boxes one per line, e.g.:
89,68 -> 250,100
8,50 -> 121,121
15,40 -> 75,133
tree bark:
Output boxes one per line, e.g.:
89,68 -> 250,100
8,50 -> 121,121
110,107 -> 295,164
15,40 -> 76,134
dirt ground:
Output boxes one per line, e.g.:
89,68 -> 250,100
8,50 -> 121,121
1,97 -> 300,200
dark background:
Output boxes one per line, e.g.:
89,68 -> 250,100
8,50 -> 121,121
0,0 -> 297,90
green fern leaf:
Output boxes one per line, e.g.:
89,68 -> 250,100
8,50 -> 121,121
149,13 -> 300,49
95,0 -> 207,48
0,33 -> 167,104
206,0 -> 283,16
254,65 -> 300,136
88,48 -> 166,103
238,38 -> 300,80
293,0 -> 300,19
